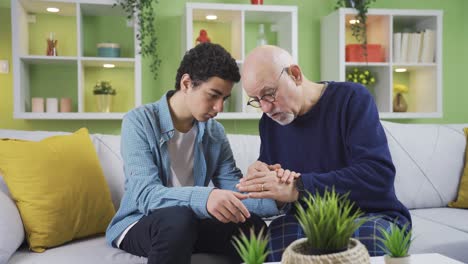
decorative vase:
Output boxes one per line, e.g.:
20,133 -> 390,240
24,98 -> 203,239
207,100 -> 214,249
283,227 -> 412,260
257,24 -> 268,46
95,94 -> 113,113
393,93 -> 408,112
384,255 -> 411,264
46,32 -> 58,56
282,238 -> 370,264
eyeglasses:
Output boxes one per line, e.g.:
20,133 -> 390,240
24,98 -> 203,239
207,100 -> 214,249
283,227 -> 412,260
247,67 -> 289,108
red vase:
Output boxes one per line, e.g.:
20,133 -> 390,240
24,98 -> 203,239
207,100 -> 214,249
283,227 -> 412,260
251,0 -> 263,4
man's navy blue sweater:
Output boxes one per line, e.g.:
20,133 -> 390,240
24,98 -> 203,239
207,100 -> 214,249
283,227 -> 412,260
259,82 -> 411,223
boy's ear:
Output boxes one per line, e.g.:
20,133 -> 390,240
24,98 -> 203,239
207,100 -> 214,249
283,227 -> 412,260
180,74 -> 192,92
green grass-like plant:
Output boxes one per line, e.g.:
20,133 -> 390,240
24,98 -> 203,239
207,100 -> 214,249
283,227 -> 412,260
232,227 -> 269,264
295,187 -> 370,252
377,222 -> 413,257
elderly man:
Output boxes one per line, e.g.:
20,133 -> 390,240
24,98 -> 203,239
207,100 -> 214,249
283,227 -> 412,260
236,45 -> 411,261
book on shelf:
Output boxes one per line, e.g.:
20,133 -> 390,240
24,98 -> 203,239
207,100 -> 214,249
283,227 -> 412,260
408,32 -> 421,63
393,30 -> 435,64
399,32 -> 409,63
420,29 -> 435,63
393,32 -> 401,63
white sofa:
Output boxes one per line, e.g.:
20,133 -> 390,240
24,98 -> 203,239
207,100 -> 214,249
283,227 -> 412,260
0,121 -> 467,264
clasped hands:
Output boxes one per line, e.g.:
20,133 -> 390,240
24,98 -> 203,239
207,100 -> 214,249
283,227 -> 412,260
236,161 -> 300,203
206,161 -> 300,224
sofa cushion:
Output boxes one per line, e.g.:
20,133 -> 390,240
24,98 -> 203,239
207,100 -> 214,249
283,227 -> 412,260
382,122 -> 466,209
91,134 -> 125,209
449,127 -> 468,208
410,213 -> 468,263
9,236 -> 236,264
226,134 -> 260,175
410,208 -> 468,233
0,188 -> 24,264
0,128 -> 115,252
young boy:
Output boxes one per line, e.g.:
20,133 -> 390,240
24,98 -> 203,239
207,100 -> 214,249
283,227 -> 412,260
106,43 -> 280,264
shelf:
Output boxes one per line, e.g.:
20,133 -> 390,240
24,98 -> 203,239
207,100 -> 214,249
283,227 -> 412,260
191,9 -> 242,60
380,112 -> 442,119
321,8 -> 443,119
14,112 -> 126,120
20,55 -> 78,64
80,4 -> 135,58
392,63 -> 436,68
184,3 -> 297,119
81,57 -> 135,68
12,0 -> 142,120
346,62 -> 390,67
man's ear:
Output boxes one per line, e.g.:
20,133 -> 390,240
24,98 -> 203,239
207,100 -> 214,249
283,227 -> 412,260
180,74 -> 192,93
288,65 -> 302,85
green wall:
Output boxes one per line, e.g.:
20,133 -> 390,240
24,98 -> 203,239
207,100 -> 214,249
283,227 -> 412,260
0,0 -> 467,135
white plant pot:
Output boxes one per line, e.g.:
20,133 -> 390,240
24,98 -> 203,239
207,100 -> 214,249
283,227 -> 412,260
384,255 -> 411,264
282,238 -> 370,264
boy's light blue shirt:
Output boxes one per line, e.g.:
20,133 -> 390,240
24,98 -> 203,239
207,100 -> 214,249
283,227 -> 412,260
106,91 -> 279,247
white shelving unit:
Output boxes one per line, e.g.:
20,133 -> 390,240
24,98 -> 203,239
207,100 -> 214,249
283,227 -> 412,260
321,8 -> 443,119
183,3 -> 298,120
11,0 -> 141,120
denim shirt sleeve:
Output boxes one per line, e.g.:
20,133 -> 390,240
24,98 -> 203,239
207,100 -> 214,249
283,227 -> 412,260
211,132 -> 279,217
121,111 -> 214,219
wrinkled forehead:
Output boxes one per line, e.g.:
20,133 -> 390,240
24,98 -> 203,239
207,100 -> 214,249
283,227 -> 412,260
243,65 -> 280,96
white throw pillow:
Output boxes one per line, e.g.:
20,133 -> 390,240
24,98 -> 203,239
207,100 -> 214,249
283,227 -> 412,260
0,174 -> 24,263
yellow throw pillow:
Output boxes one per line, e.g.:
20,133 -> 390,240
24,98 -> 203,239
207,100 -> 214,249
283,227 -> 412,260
449,127 -> 468,208
0,128 -> 115,252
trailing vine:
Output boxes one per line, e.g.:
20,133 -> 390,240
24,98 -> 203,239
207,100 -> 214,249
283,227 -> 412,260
114,0 -> 161,80
335,0 -> 377,61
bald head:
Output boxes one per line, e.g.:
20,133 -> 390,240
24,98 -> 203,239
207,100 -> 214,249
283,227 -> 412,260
242,45 -> 295,95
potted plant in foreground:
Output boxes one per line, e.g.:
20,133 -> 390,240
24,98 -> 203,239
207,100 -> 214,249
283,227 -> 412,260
93,81 -> 116,113
232,227 -> 269,264
377,222 -> 413,264
282,187 -> 371,263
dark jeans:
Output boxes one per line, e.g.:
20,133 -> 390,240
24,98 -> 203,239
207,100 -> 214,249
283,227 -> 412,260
120,206 -> 267,264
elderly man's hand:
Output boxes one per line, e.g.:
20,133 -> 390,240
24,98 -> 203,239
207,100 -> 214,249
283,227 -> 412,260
236,170 -> 300,202
246,161 -> 299,184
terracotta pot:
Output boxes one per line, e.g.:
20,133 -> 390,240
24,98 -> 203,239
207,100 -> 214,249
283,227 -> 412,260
282,238 -> 370,264
251,0 -> 263,5
384,255 -> 411,264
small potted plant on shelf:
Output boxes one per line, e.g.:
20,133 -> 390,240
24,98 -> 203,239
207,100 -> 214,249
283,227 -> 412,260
347,67 -> 376,87
347,67 -> 377,97
376,222 -> 413,264
232,227 -> 269,264
93,81 -> 116,113
282,187 -> 372,263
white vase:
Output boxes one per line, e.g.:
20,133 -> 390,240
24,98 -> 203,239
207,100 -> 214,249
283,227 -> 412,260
384,255 -> 411,264
282,238 -> 370,264
95,94 -> 113,113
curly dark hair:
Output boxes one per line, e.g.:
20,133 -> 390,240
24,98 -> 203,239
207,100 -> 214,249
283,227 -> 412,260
175,43 -> 240,90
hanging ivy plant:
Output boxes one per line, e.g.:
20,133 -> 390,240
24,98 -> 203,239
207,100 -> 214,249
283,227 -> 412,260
114,0 -> 161,80
335,0 -> 377,61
